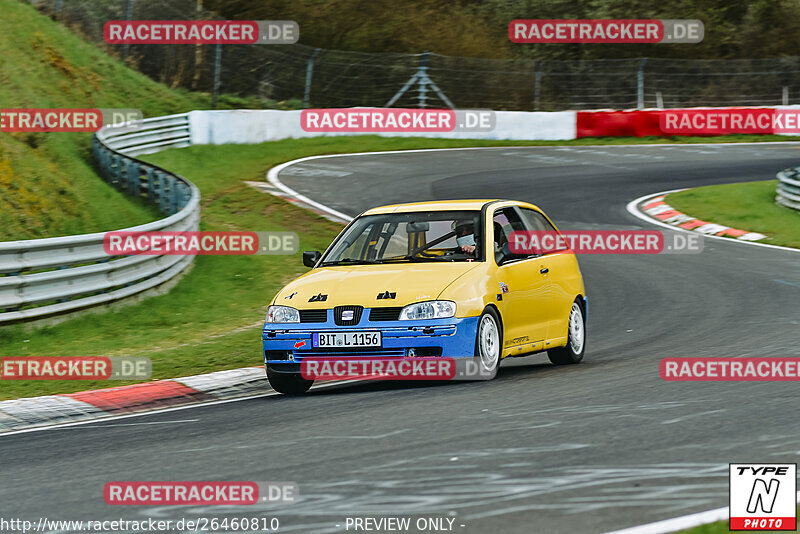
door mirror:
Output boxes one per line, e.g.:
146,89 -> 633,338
496,250 -> 509,265
494,239 -> 515,265
496,245 -> 526,266
303,251 -> 322,267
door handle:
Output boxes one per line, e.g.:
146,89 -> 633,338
540,267 -> 549,274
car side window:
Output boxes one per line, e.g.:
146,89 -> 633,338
518,208 -> 557,232
493,208 -> 527,264
517,207 -> 568,254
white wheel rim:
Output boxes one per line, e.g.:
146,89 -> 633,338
479,314 -> 500,371
569,302 -> 585,354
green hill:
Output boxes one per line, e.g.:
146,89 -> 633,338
0,0 -> 218,240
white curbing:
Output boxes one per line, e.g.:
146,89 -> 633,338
175,366 -> 268,397
0,395 -> 103,431
0,366 -> 272,434
603,506 -> 729,534
604,491 -> 800,534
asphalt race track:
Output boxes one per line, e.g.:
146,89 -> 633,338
3,143 -> 800,534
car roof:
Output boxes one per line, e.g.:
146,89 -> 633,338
362,199 -> 542,215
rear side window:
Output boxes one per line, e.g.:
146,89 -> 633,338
518,208 -> 557,232
517,207 -> 568,255
492,207 -> 532,263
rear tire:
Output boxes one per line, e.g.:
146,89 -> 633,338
474,307 -> 502,379
266,368 -> 314,395
547,299 -> 585,365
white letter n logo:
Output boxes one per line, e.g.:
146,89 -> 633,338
747,478 -> 780,513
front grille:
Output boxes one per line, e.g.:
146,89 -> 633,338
294,349 -> 406,358
334,305 -> 363,326
264,350 -> 292,360
408,347 -> 442,357
299,309 -> 327,323
369,307 -> 402,321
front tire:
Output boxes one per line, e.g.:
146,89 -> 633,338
475,307 -> 502,379
547,299 -> 586,365
267,368 -> 314,395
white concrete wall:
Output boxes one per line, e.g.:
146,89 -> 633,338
188,109 -> 578,144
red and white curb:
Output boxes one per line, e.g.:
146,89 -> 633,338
627,188 -> 800,254
630,190 -> 767,242
0,366 -> 269,434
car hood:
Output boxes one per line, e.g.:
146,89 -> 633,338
274,262 -> 481,308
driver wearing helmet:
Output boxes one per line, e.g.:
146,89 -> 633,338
451,219 -> 477,256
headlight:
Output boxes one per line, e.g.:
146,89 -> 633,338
399,300 -> 456,320
266,305 -> 300,323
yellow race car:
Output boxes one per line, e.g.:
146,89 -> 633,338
262,200 -> 587,394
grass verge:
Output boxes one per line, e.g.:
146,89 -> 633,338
2,135 -> 800,400
0,0 -> 292,241
667,180 -> 800,249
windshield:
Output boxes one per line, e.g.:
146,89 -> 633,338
321,210 -> 483,265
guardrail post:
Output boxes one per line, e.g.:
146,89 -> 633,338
303,48 -> 320,109
126,161 -> 140,196
102,149 -> 112,181
92,138 -> 103,178
158,172 -> 172,213
112,154 -> 124,188
637,58 -> 648,110
170,179 -> 180,214
92,137 -> 101,166
122,0 -> 134,60
96,144 -> 110,181
146,167 -> 157,202
179,182 -> 191,210
211,44 -> 222,109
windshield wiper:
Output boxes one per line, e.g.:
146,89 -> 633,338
377,255 -> 439,263
320,258 -> 382,266
379,254 -> 473,263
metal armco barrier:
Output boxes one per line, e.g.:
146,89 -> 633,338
777,167 -> 800,211
100,113 -> 191,156
0,114 -> 200,324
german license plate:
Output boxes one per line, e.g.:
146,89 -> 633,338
313,332 -> 382,348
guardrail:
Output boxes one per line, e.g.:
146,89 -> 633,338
777,167 -> 800,211
100,113 -> 191,156
0,114 -> 199,324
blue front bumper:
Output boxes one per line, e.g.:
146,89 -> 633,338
262,313 -> 479,364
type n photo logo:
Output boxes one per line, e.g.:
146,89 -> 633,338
730,463 -> 797,530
